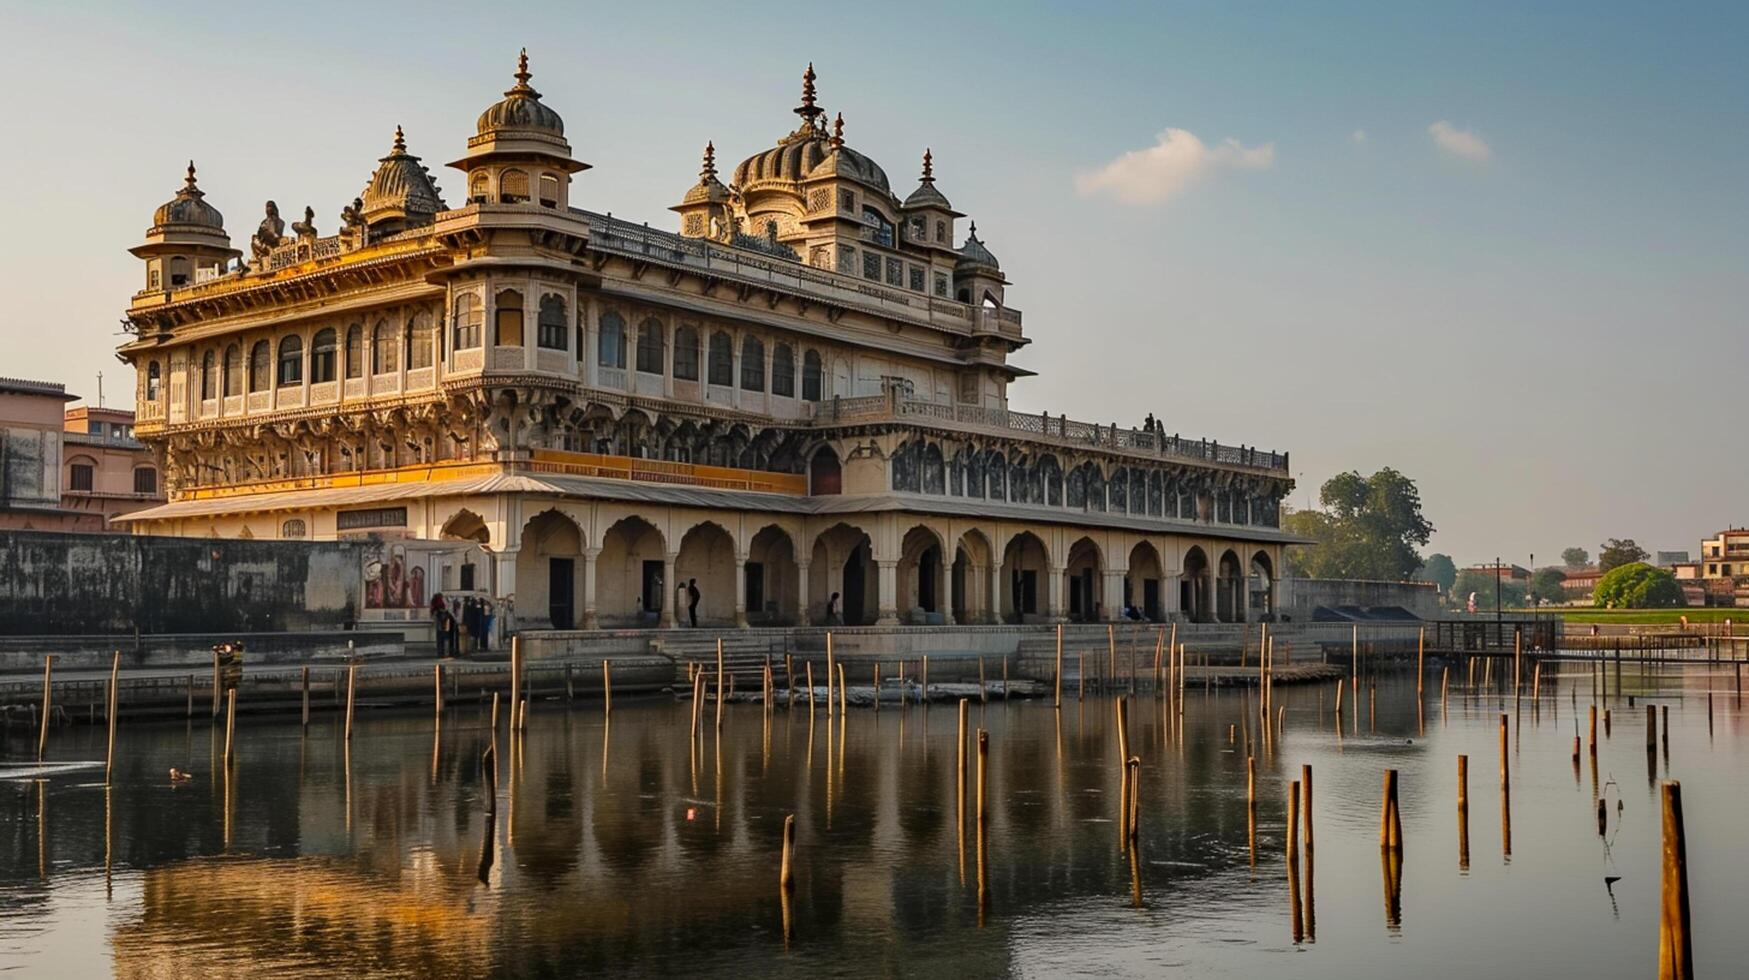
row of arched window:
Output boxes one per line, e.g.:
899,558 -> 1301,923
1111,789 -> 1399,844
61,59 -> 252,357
467,168 -> 564,209
183,314 -> 440,400
888,442 -> 1281,527
450,291 -> 570,352
597,312 -> 824,400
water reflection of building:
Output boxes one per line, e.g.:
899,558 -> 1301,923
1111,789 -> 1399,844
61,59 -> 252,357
116,52 -> 1298,632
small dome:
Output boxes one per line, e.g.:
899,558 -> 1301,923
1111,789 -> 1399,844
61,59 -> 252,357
361,126 -> 446,223
681,141 -> 731,206
731,68 -> 891,195
902,149 -> 953,211
152,162 -> 225,231
476,49 -> 564,138
956,222 -> 1000,271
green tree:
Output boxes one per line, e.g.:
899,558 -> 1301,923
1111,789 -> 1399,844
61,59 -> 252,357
1451,569 -> 1525,612
1418,553 -> 1458,593
1283,468 -> 1434,581
1528,567 -> 1568,605
1561,547 -> 1589,569
1593,562 -> 1683,608
1598,538 -> 1650,572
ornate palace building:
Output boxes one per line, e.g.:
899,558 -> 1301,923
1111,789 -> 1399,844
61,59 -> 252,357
116,53 -> 1295,632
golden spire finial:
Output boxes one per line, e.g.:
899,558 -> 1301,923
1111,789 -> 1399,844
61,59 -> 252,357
831,112 -> 845,148
393,125 -> 406,153
185,160 -> 198,189
795,62 -> 823,124
516,48 -> 531,86
700,141 -> 718,182
921,148 -> 934,183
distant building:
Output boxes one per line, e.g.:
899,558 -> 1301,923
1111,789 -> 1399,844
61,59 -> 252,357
1692,530 -> 1749,607
1465,562 -> 1530,583
1655,550 -> 1690,566
0,377 -> 163,531
1561,565 -> 1602,600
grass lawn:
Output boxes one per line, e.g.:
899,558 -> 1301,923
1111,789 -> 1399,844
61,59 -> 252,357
1515,607 -> 1740,625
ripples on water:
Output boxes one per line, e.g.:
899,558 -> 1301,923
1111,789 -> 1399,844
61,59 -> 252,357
3,662 -> 1747,977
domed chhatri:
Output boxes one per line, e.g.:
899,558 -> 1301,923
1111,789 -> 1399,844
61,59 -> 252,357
680,141 -> 731,207
957,221 -> 1000,272
902,149 -> 957,214
360,125 -> 447,232
731,64 -> 891,195
476,48 -> 564,138
152,161 -> 226,233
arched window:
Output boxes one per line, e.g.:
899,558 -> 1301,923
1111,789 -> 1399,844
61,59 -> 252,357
802,350 -> 822,401
494,290 -> 523,346
281,518 -> 307,538
862,206 -> 894,247
68,458 -> 95,492
986,451 -> 1006,501
499,169 -> 529,204
406,312 -> 434,370
597,311 -> 626,368
452,294 -> 482,350
890,441 -> 920,493
922,444 -> 945,494
740,336 -> 765,391
311,328 -> 337,383
371,320 -> 397,374
344,323 -> 363,378
636,318 -> 665,373
277,335 -> 304,387
771,343 -> 795,397
200,351 -> 216,400
248,342 -> 270,393
1109,467 -> 1127,512
223,344 -> 242,397
537,294 -> 567,350
672,325 -> 700,381
133,467 -> 157,495
468,172 -> 489,203
1040,455 -> 1063,506
538,173 -> 561,208
145,361 -> 161,401
966,449 -> 985,499
707,331 -> 733,386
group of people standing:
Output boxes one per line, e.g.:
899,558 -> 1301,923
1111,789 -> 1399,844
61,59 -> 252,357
430,593 -> 495,656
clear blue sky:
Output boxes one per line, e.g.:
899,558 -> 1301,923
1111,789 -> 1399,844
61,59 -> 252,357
2,1 -> 1744,566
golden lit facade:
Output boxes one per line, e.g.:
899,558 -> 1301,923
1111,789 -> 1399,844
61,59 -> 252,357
117,53 -> 1295,632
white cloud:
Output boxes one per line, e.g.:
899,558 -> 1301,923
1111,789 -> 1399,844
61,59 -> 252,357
1075,128 -> 1274,205
1428,120 -> 1492,162
1351,129 -> 1368,144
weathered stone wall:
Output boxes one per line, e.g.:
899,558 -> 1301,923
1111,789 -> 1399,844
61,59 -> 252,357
0,530 -> 361,635
1279,578 -> 1441,619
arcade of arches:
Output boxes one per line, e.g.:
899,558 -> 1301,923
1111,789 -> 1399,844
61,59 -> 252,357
472,497 -> 1281,629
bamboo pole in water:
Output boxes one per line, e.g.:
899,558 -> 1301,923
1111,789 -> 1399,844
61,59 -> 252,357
212,650 -> 222,719
510,635 -> 521,719
105,652 -> 121,785
1078,654 -> 1085,702
1126,756 -> 1141,841
1054,623 -> 1064,709
922,655 -> 930,697
838,663 -> 847,716
1287,779 -> 1301,864
37,654 -> 54,761
780,813 -> 797,892
1381,769 -> 1402,852
690,670 -> 705,740
1107,624 -> 1116,684
872,662 -> 880,712
300,666 -> 311,729
1589,705 -> 1599,755
957,698 -> 969,823
1301,764 -> 1315,853
1647,704 -> 1657,754
344,664 -> 357,741
979,656 -> 987,704
1499,714 -> 1512,858
1532,661 -> 1542,702
1116,696 -> 1131,778
1659,781 -> 1693,980
1457,754 -> 1470,869
1417,627 -> 1426,697
826,632 -> 835,718
224,689 -> 237,766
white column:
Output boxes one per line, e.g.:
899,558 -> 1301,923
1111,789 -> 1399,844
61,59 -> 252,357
796,560 -> 812,626
493,547 -> 519,638
581,547 -> 600,628
734,557 -> 750,628
987,562 -> 1003,625
664,552 -> 679,628
1102,570 -> 1126,621
876,559 -> 900,625
1046,564 -> 1067,623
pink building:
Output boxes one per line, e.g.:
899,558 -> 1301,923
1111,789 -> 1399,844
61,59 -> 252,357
0,377 -> 163,531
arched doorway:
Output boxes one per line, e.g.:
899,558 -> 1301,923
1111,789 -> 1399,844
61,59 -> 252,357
809,446 -> 842,495
599,516 -> 665,626
676,522 -> 737,628
952,529 -> 994,624
439,509 -> 490,544
1065,537 -> 1103,622
811,522 -> 874,625
1127,541 -> 1164,622
1250,551 -> 1275,621
747,524 -> 800,625
516,509 -> 583,629
898,524 -> 946,623
1000,531 -> 1049,623
1182,547 -> 1210,623
1217,549 -> 1244,623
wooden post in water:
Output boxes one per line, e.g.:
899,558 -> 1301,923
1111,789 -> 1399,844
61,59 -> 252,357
490,691 -> 500,731
1380,769 -> 1402,852
212,649 -> 222,719
1532,661 -> 1542,703
1002,656 -> 1010,701
1301,764 -> 1315,853
223,689 -> 237,766
1054,623 -> 1064,709
1115,696 -> 1131,780
1499,713 -> 1512,858
301,666 -> 311,729
957,698 -> 969,823
433,664 -> 443,730
1514,627 -> 1522,695
805,661 -> 815,712
601,658 -> 615,721
1589,705 -> 1599,755
1153,627 -> 1165,694
780,813 -> 797,892
510,635 -> 521,720
978,656 -> 987,704
37,654 -> 53,760
1417,627 -> 1426,697
690,671 -> 705,740
1126,756 -> 1141,842
825,632 -> 835,717
1659,780 -> 1693,980
976,728 -> 989,829
105,652 -> 121,785
871,662 -> 879,712
1457,754 -> 1470,869
838,663 -> 847,715
1107,624 -> 1116,685
1287,780 -> 1301,864
1441,666 -> 1450,706
344,664 -> 357,741
1078,654 -> 1085,702
1647,703 -> 1657,755
922,654 -> 930,698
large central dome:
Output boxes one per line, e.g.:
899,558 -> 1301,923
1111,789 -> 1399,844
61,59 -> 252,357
476,49 -> 564,138
730,65 -> 890,195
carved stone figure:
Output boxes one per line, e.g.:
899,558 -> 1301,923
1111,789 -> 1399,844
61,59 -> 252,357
292,206 -> 318,239
250,200 -> 285,260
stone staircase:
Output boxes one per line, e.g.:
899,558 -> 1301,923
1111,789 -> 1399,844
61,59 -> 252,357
658,633 -> 795,689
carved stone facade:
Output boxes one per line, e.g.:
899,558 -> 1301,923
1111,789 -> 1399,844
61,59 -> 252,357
116,52 -> 1297,630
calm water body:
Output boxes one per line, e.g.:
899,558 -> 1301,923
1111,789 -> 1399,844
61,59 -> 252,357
3,661 -> 1747,978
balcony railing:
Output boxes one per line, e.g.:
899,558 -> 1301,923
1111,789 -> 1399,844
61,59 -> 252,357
814,391 -> 1289,472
